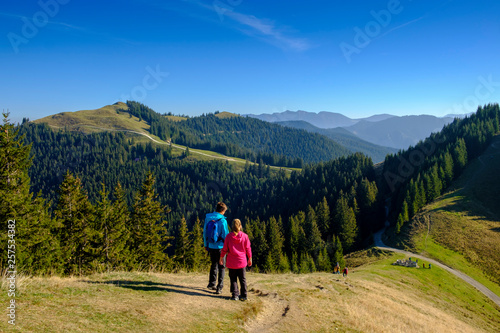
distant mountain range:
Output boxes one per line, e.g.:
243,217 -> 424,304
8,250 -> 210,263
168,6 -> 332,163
247,110 -> 463,149
276,120 -> 397,162
246,110 -> 395,128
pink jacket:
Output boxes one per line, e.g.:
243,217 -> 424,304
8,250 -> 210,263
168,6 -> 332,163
221,231 -> 252,269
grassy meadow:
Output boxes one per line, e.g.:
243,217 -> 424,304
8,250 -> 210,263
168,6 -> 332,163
1,251 -> 499,332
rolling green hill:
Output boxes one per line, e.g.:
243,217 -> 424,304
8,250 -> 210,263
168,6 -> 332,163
33,102 -> 147,133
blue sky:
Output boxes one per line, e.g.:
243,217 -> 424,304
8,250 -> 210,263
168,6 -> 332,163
2,0 -> 500,123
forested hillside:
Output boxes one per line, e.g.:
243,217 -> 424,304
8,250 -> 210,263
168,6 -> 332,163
1,110 -> 381,275
125,101 -> 351,167
276,120 -> 397,162
381,104 -> 500,233
2,103 -> 498,277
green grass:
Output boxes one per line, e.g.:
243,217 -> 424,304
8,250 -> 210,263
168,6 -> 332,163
214,112 -> 240,119
164,115 -> 188,122
391,135 -> 500,299
2,255 -> 499,332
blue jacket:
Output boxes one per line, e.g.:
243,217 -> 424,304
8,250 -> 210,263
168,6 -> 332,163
203,212 -> 229,249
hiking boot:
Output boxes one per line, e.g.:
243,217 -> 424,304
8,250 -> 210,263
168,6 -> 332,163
239,297 -> 247,301
207,284 -> 217,290
215,289 -> 222,294
230,296 -> 239,301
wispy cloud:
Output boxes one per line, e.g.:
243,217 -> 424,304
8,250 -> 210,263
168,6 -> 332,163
225,11 -> 311,51
375,16 -> 426,41
176,0 -> 311,51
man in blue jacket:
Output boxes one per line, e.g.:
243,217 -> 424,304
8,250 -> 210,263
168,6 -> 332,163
203,202 -> 229,294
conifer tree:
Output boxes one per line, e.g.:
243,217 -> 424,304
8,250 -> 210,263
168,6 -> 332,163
396,213 -> 404,234
0,114 -> 59,273
131,171 -> 171,270
316,246 -> 332,272
332,236 -> 345,269
335,193 -> 358,252
174,217 -> 190,270
187,217 -> 207,271
54,171 -> 95,275
443,151 -> 454,185
93,183 -> 131,271
315,197 -> 331,240
110,182 -> 132,269
267,217 -> 285,271
453,138 -> 468,175
305,205 -> 323,261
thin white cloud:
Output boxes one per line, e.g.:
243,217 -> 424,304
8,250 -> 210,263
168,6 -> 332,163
375,16 -> 426,41
0,11 -> 136,45
226,11 -> 311,51
177,0 -> 311,51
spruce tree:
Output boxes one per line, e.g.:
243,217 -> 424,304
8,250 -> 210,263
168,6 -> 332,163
315,197 -> 331,240
94,183 -> 130,272
267,217 -> 285,271
0,114 -> 59,274
174,217 -> 190,270
305,205 -> 323,261
54,171 -> 95,275
332,236 -> 345,269
335,193 -> 358,252
131,171 -> 171,270
187,217 -> 206,271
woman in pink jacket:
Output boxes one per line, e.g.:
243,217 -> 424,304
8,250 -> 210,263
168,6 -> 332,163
219,219 -> 252,301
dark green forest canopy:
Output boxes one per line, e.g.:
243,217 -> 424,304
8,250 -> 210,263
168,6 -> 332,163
3,103 -> 498,275
125,101 -> 351,166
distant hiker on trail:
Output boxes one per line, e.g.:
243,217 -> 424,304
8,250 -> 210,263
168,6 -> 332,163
343,267 -> 348,277
204,202 -> 229,294
334,262 -> 340,274
220,219 -> 252,301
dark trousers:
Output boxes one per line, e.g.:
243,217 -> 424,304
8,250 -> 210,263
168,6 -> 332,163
208,248 -> 224,290
229,268 -> 247,298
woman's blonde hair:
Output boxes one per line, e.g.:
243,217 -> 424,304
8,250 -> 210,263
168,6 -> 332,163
232,219 -> 242,233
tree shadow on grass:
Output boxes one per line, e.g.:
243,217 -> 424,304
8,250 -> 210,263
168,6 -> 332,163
81,280 -> 224,299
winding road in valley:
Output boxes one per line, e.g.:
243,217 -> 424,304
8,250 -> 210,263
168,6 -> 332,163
373,228 -> 500,307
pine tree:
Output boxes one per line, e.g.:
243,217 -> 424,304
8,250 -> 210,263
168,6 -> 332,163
335,193 -> 358,252
54,171 -> 95,275
315,197 -> 331,240
453,138 -> 468,175
396,213 -> 404,234
443,151 -> 454,185
131,171 -> 171,270
267,217 -> 285,271
305,205 -> 323,261
109,182 -> 132,269
187,217 -> 207,271
0,114 -> 59,273
174,217 -> 190,270
332,236 -> 345,269
316,245 -> 332,272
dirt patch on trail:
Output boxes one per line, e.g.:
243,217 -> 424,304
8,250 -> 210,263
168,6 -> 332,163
244,288 -> 290,333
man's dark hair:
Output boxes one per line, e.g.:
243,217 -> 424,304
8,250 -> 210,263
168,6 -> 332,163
216,202 -> 227,213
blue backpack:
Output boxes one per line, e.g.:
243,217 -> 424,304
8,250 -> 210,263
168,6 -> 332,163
206,218 -> 223,244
